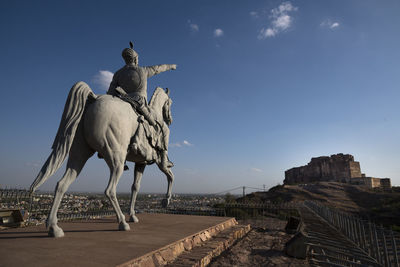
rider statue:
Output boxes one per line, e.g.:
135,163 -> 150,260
107,42 -> 176,169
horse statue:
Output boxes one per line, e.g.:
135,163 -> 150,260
30,81 -> 174,237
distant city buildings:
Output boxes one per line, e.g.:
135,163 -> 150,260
0,189 -> 226,226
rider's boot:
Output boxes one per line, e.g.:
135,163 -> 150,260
139,105 -> 156,126
158,123 -> 173,168
160,150 -> 174,169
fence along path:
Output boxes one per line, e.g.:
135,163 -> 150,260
304,201 -> 399,267
0,189 -> 116,223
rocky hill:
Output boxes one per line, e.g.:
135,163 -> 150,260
238,182 -> 400,229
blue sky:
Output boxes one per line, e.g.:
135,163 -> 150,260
0,1 -> 399,194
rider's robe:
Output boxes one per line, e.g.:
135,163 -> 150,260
106,63 -> 172,162
107,64 -> 173,103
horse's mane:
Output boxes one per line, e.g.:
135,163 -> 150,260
149,87 -> 166,107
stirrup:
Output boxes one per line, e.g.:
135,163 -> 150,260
162,159 -> 174,168
167,156 -> 174,167
124,164 -> 129,171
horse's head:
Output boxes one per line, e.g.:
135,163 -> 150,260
163,88 -> 173,126
149,87 -> 173,126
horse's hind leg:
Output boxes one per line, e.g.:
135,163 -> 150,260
157,164 -> 174,208
129,163 -> 146,222
47,135 -> 94,237
104,152 -> 130,231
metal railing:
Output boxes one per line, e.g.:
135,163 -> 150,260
0,188 -> 300,226
0,188 -> 31,199
305,200 -> 399,267
135,202 -> 300,221
56,211 -> 116,222
0,189 -> 117,225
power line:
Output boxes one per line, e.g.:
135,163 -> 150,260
212,186 -> 243,195
212,185 -> 266,195
246,186 -> 264,191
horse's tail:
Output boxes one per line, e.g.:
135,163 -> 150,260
30,82 -> 96,192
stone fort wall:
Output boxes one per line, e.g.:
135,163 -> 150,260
284,153 -> 391,189
284,153 -> 361,184
351,177 -> 392,189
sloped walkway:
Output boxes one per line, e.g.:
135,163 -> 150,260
299,205 -> 381,266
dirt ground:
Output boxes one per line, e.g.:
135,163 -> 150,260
209,217 -> 309,267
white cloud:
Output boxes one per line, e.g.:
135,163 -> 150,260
183,140 -> 193,146
170,140 -> 193,148
93,70 -> 113,91
265,28 -> 276,37
321,19 -> 340,30
190,24 -> 199,32
258,1 -> 298,39
258,28 -> 276,39
330,22 -> 339,29
250,168 -> 263,173
187,20 -> 199,33
272,1 -> 297,15
214,28 -> 224,37
273,14 -> 291,30
250,11 -> 259,18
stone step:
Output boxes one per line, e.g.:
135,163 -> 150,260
165,224 -> 251,267
118,217 -> 238,267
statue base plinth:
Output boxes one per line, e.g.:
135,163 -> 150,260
0,213 -> 237,267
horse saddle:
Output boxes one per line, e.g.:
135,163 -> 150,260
114,87 -> 163,162
97,87 -> 162,165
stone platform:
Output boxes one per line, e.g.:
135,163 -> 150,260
0,213 -> 237,267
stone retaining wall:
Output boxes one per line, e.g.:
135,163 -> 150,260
118,218 -> 238,267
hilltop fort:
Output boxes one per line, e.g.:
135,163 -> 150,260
284,153 -> 391,189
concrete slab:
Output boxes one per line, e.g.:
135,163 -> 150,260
0,213 -> 234,267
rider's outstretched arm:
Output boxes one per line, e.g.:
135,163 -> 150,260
145,64 -> 177,78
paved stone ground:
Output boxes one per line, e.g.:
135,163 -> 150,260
209,217 -> 309,267
0,214 -> 231,267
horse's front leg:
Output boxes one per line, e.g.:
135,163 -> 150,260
129,163 -> 146,222
158,164 -> 174,208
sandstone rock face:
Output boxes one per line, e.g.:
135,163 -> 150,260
284,153 -> 362,185
284,230 -> 309,259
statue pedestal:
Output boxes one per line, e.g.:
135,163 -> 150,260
0,213 -> 237,267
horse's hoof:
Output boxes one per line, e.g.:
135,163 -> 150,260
119,222 -> 131,231
129,215 -> 139,223
161,198 -> 169,208
48,225 -> 65,238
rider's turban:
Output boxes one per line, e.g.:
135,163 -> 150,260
122,41 -> 138,64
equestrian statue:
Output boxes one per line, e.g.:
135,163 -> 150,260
30,42 -> 177,237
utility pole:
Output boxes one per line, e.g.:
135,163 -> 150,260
263,184 -> 266,191
242,186 -> 245,197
